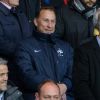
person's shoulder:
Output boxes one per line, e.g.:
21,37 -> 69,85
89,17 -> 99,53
19,37 -> 39,50
20,37 -> 35,45
6,85 -> 23,100
61,4 -> 73,14
55,38 -> 73,50
77,37 -> 96,51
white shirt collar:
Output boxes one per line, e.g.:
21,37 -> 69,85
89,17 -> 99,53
0,92 -> 4,100
0,1 -> 11,10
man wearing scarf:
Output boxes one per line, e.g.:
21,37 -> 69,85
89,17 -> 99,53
56,0 -> 99,49
73,8 -> 100,100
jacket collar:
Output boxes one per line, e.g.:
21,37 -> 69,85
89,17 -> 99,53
33,31 -> 56,44
0,2 -> 10,15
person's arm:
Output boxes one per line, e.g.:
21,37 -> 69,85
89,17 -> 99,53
15,42 -> 49,92
0,24 -> 16,57
72,47 -> 95,100
58,44 -> 73,95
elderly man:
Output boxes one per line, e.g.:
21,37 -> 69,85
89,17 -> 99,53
73,8 -> 100,100
57,0 -> 99,49
15,6 -> 73,100
0,58 -> 23,100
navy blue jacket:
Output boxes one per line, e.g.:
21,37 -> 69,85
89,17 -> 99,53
0,3 -> 32,59
15,32 -> 73,96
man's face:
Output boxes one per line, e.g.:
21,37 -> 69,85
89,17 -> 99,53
3,0 -> 19,7
35,83 -> 61,100
82,0 -> 96,7
0,65 -> 8,92
34,10 -> 56,34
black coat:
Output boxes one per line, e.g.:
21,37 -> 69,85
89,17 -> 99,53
56,2 -> 97,48
73,37 -> 100,100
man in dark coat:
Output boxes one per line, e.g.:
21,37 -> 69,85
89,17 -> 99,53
0,0 -> 32,82
56,0 -> 98,49
15,7 -> 74,100
73,8 -> 100,100
0,57 -> 23,100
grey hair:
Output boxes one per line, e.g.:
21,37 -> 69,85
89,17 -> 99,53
0,58 -> 7,65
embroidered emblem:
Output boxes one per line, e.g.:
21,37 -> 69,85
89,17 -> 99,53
57,48 -> 63,56
34,50 -> 41,53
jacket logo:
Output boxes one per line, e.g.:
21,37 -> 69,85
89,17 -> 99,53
57,48 -> 63,56
34,50 -> 41,53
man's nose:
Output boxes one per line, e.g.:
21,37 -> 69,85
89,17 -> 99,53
3,74 -> 8,81
47,21 -> 52,28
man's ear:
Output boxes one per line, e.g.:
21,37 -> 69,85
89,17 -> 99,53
35,92 -> 39,100
34,18 -> 38,26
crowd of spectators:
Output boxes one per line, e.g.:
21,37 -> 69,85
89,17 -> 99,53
0,0 -> 100,100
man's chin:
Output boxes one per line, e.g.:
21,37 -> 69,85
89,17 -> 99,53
1,85 -> 7,91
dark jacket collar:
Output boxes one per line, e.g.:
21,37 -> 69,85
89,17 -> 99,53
0,2 -> 10,15
33,31 -> 57,44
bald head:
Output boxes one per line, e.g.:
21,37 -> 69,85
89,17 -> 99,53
35,80 -> 61,100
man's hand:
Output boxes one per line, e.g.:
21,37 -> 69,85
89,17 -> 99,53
57,83 -> 67,96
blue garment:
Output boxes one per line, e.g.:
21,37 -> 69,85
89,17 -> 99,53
15,32 -> 74,100
44,0 -> 50,5
0,2 -> 32,87
0,3 -> 32,57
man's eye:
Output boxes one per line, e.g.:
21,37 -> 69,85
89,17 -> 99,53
44,96 -> 50,99
54,97 -> 59,99
43,19 -> 49,22
44,97 -> 49,98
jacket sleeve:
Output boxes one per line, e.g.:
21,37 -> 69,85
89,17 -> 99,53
0,24 -> 16,56
62,44 -> 73,92
15,43 -> 49,92
72,47 -> 95,100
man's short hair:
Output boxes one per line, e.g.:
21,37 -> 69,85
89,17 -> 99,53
35,6 -> 56,18
37,80 -> 60,94
0,58 -> 7,65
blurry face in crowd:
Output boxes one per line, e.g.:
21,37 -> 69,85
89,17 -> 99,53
35,82 -> 61,100
82,0 -> 96,7
2,0 -> 19,7
34,9 -> 56,34
0,65 -> 8,92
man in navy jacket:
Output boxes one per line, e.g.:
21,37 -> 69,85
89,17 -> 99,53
0,0 -> 32,84
15,7 -> 73,100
